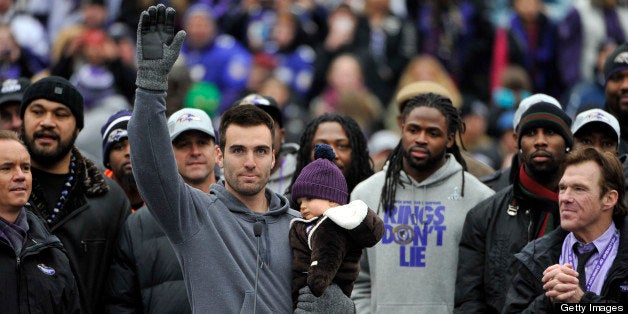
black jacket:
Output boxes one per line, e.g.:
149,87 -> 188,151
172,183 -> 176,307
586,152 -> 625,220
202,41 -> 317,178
28,148 -> 131,314
106,205 -> 190,314
455,181 -> 560,313
503,218 -> 628,313
0,210 -> 81,314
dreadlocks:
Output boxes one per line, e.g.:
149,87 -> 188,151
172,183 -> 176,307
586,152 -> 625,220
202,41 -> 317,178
290,113 -> 374,197
380,93 -> 467,213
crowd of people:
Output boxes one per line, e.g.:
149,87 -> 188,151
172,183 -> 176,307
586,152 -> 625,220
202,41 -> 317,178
0,0 -> 627,313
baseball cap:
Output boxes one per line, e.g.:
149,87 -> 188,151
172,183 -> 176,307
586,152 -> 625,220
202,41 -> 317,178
571,109 -> 620,143
237,94 -> 283,127
513,93 -> 561,132
167,108 -> 215,142
0,78 -> 30,107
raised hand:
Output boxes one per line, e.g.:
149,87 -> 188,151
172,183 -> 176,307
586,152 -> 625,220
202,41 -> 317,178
135,4 -> 186,91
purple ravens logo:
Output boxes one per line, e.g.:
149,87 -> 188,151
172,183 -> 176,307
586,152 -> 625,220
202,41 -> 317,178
37,263 -> 56,275
176,113 -> 202,123
613,52 -> 628,65
585,112 -> 610,123
107,129 -> 128,143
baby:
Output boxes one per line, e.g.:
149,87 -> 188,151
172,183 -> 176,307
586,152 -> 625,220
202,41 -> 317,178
289,144 -> 384,309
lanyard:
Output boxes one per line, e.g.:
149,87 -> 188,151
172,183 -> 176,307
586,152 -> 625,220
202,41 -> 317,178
568,231 -> 619,291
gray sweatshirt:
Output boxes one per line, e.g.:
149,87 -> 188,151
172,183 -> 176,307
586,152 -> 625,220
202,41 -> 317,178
128,89 -> 300,313
350,156 -> 494,313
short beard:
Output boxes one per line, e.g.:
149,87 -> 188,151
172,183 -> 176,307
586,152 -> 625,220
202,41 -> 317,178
117,171 -> 138,194
524,157 -> 563,185
402,147 -> 447,173
25,129 -> 78,168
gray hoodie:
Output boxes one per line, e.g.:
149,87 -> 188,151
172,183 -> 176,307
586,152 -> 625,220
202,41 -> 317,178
350,156 -> 494,313
128,89 -> 300,313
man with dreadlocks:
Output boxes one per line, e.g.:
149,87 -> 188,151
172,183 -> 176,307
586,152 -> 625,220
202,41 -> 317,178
349,93 -> 494,313
455,94 -> 573,313
288,113 -> 374,207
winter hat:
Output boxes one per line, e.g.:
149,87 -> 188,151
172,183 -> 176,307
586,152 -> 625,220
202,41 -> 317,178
604,43 -> 628,82
571,108 -> 620,143
0,77 -> 30,107
291,144 -> 348,205
518,103 -> 573,148
513,93 -> 561,132
101,110 -> 132,169
21,76 -> 84,129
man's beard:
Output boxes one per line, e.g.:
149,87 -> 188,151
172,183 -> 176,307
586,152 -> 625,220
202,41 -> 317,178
402,146 -> 447,173
523,151 -> 563,184
24,128 -> 78,168
117,171 -> 139,195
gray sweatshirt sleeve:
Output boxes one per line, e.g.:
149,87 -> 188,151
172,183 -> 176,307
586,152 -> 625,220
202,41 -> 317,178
128,88 -> 201,244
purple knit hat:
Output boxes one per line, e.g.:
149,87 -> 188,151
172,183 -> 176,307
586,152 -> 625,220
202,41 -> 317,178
291,144 -> 348,205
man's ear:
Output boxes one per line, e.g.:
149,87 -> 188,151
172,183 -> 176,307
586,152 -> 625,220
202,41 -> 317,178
216,146 -> 223,168
601,190 -> 618,212
446,132 -> 454,148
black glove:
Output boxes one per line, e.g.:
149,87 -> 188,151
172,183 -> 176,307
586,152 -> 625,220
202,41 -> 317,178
295,284 -> 355,314
135,4 -> 186,91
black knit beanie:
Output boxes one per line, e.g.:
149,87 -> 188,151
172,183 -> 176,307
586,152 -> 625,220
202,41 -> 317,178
101,109 -> 132,169
604,43 -> 628,83
20,76 -> 84,129
291,144 -> 348,205
517,102 -> 573,148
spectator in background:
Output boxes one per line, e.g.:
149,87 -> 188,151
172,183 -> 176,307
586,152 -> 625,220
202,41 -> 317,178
456,97 -> 573,312
21,76 -> 130,314
308,4 -> 359,102
603,43 -> 628,156
0,0 -> 50,65
571,108 -> 628,201
310,53 -> 373,118
408,0 -> 494,101
350,93 -> 494,312
221,0 -> 279,53
107,22 -> 136,69
0,130 -> 81,313
180,3 -> 252,114
487,65 -> 532,138
289,113 -> 374,204
336,89 -> 383,137
352,0 -> 416,105
266,11 -> 315,99
0,77 -> 29,133
107,108 -> 219,313
0,25 -> 47,80
562,40 -> 617,119
460,99 -> 501,170
258,75 -> 308,143
51,28 -> 135,106
494,110 -> 518,170
100,110 -> 144,211
494,0 -> 561,97
558,0 -> 628,89
367,129 -> 399,172
385,55 -> 463,133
